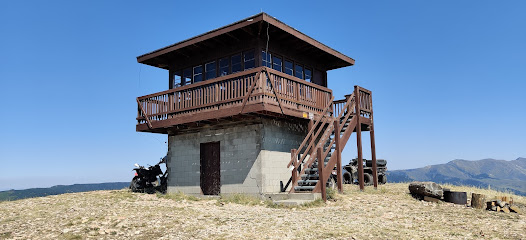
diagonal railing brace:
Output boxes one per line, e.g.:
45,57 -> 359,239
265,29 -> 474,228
239,73 -> 261,114
137,98 -> 153,129
263,69 -> 285,115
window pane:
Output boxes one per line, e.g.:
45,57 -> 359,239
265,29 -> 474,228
272,55 -> 282,72
205,61 -> 216,80
294,64 -> 303,79
219,57 -> 230,76
304,68 -> 312,82
284,60 -> 293,76
183,68 -> 192,85
193,65 -> 203,83
173,71 -> 182,88
244,50 -> 255,70
261,50 -> 271,67
232,54 -> 242,73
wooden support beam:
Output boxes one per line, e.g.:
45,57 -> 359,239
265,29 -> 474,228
369,90 -> 378,189
239,72 -> 261,114
291,148 -> 297,188
263,69 -> 285,115
370,126 -> 378,189
136,98 -> 153,129
354,86 -> 364,191
334,119 -> 343,193
318,147 -> 326,202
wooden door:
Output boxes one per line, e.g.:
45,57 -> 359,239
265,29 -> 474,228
200,142 -> 220,195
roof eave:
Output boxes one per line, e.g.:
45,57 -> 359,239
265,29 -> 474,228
137,12 -> 355,68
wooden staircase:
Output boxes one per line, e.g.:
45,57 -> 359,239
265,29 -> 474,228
286,85 -> 377,200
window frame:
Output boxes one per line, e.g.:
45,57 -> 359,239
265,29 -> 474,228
243,50 -> 255,70
219,57 -> 230,76
172,48 -> 264,85
284,58 -> 294,76
205,61 -> 217,80
193,65 -> 203,83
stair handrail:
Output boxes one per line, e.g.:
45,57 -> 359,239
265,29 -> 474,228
313,94 -> 358,193
288,92 -> 356,192
287,95 -> 334,168
314,94 -> 356,172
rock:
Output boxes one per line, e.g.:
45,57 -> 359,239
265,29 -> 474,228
408,182 -> 443,199
497,206 -> 501,212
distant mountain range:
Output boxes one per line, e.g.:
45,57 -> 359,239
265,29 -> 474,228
387,157 -> 526,196
0,182 -> 129,201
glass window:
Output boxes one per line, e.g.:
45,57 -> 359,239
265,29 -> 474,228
244,50 -> 255,70
284,60 -> 293,76
183,68 -> 192,85
294,64 -> 304,79
219,57 -> 230,76
304,68 -> 312,82
193,65 -> 203,83
205,61 -> 216,80
272,55 -> 282,72
231,54 -> 242,73
261,50 -> 271,67
173,71 -> 182,88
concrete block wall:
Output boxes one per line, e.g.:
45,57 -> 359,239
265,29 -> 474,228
166,118 -> 307,196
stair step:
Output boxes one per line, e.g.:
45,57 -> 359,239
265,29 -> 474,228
294,186 -> 315,191
297,180 -> 318,186
305,168 -> 318,173
300,174 -> 319,179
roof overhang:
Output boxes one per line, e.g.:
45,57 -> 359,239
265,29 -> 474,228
137,13 -> 355,70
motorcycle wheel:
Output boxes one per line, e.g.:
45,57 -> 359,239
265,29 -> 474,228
130,177 -> 142,193
159,177 -> 168,194
145,186 -> 155,194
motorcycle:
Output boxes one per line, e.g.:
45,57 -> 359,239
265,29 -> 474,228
129,156 -> 168,194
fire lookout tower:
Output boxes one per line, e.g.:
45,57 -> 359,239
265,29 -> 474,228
136,13 -> 378,199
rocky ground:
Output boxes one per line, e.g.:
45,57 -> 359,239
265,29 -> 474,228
0,183 -> 525,240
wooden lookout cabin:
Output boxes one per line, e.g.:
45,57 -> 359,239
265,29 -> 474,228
136,13 -> 378,200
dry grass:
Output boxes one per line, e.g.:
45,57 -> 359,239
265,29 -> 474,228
0,183 -> 524,239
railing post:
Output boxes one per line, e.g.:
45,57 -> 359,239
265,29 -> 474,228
294,81 -> 299,102
354,86 -> 364,191
291,148 -> 297,188
318,147 -> 326,202
334,119 -> 343,193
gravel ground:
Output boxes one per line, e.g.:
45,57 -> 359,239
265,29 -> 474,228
0,183 -> 524,240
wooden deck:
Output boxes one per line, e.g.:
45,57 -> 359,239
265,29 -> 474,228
136,67 -> 333,133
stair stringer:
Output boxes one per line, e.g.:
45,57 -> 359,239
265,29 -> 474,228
312,116 -> 358,193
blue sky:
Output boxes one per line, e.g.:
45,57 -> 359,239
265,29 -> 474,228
1,1 -> 525,190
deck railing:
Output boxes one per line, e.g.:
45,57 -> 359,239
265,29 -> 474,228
137,67 -> 332,128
